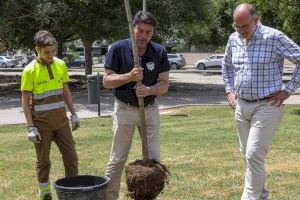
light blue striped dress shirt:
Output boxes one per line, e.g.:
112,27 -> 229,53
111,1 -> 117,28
222,24 -> 300,101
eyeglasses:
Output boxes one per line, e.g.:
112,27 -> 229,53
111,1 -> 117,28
232,17 -> 254,31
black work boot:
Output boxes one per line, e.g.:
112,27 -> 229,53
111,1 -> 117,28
43,193 -> 52,200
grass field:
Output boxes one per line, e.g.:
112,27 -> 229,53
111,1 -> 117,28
0,106 -> 299,200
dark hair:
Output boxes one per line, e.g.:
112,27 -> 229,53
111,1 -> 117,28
34,30 -> 57,48
133,11 -> 157,27
249,5 -> 257,16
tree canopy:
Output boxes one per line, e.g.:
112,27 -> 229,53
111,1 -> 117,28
0,0 -> 299,74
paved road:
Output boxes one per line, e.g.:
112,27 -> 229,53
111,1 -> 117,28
1,69 -> 300,125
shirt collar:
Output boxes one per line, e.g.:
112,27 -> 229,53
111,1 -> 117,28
128,38 -> 152,57
236,23 -> 263,44
251,23 -> 263,40
36,58 -> 54,66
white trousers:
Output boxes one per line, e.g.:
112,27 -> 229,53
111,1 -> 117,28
105,99 -> 161,200
235,99 -> 284,200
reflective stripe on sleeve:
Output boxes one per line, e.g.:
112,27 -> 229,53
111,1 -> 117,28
34,101 -> 65,112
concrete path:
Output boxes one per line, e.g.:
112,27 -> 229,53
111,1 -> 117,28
0,91 -> 227,125
1,66 -> 300,125
1,90 -> 300,125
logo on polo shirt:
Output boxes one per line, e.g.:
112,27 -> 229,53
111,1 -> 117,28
146,62 -> 155,71
37,80 -> 48,86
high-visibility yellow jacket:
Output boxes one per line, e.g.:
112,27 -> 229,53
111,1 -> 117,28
21,58 -> 70,129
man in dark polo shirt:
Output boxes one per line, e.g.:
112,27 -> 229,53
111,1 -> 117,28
103,11 -> 170,200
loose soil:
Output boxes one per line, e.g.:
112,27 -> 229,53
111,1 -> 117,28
125,160 -> 169,200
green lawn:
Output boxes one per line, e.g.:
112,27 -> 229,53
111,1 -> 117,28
0,106 -> 300,200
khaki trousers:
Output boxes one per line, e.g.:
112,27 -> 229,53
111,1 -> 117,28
34,124 -> 78,183
235,99 -> 284,200
105,99 -> 160,200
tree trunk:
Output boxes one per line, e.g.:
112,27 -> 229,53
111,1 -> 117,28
187,39 -> 192,52
83,40 -> 93,76
57,40 -> 63,59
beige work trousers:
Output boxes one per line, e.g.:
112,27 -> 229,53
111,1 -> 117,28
235,98 -> 284,200
105,99 -> 160,200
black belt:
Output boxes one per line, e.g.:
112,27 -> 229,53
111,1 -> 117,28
116,98 -> 156,107
240,97 -> 270,102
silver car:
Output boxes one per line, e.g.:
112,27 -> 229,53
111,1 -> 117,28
194,55 -> 224,70
0,56 -> 18,68
167,53 -> 186,69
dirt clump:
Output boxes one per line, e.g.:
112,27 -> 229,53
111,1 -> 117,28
125,159 -> 169,200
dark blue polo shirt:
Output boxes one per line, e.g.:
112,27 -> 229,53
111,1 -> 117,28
105,38 -> 170,107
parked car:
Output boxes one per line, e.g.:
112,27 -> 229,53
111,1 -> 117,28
167,53 -> 186,69
0,56 -> 18,68
65,57 -> 85,68
14,55 -> 28,67
194,55 -> 224,70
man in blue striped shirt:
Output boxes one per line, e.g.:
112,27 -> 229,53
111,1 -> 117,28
222,3 -> 300,200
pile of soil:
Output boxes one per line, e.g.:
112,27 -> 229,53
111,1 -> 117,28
125,159 -> 169,200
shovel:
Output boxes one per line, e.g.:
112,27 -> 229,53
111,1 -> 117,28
123,1 -> 169,199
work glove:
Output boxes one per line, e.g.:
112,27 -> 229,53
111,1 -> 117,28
27,126 -> 41,143
70,113 -> 80,131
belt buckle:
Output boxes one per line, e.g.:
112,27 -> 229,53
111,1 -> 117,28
146,100 -> 155,107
